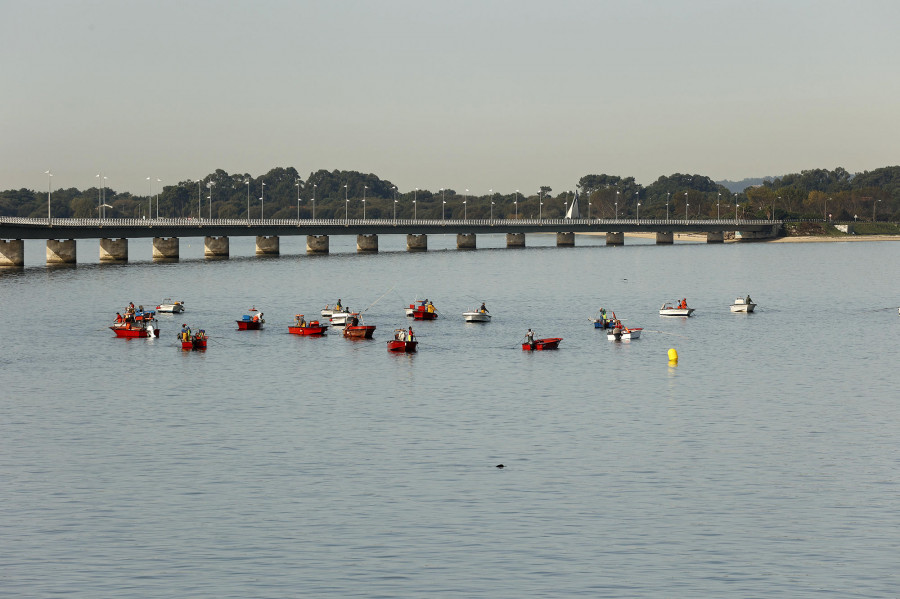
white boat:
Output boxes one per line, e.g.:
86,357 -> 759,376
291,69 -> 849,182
463,308 -> 491,323
607,327 -> 642,340
329,311 -> 356,326
156,299 -> 184,313
659,303 -> 694,317
730,297 -> 756,313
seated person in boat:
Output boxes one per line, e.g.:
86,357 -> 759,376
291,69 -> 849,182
426,302 -> 435,313
679,298 -> 687,309
252,312 -> 263,322
480,302 -> 489,313
350,315 -> 359,326
295,314 -> 307,327
115,312 -> 124,324
396,329 -> 406,341
180,324 -> 191,341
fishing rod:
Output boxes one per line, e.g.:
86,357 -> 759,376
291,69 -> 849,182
360,284 -> 397,314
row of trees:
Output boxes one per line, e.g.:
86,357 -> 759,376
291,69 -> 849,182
2,166 -> 899,222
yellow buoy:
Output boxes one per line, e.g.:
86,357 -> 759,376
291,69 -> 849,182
667,348 -> 678,362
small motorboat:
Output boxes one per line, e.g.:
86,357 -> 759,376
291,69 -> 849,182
156,299 -> 185,313
329,310 -> 356,326
659,302 -> 694,317
607,327 -> 642,341
463,307 -> 491,323
343,321 -> 376,338
237,307 -> 265,330
408,300 -> 439,320
289,316 -> 329,336
405,298 -> 428,317
179,329 -> 208,350
387,329 -> 418,352
522,337 -> 563,351
730,296 -> 756,313
592,308 -> 614,329
110,321 -> 159,338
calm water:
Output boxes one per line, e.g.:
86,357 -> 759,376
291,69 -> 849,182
2,235 -> 899,598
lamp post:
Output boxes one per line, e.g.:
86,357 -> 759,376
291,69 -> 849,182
440,188 -> 445,220
156,178 -> 162,219
297,181 -> 301,221
197,179 -> 202,219
489,189 -> 493,221
208,181 -> 214,220
362,185 -> 367,219
634,191 -> 639,219
146,177 -> 152,219
775,196 -> 780,220
245,179 -> 250,223
464,189 -> 468,220
588,200 -> 592,219
683,192 -> 688,220
614,201 -> 618,219
515,189 -> 519,219
824,197 -> 830,221
873,198 -> 881,222
414,187 -> 418,220
666,192 -> 670,220
261,181 -> 266,219
344,184 -> 348,221
539,200 -> 543,220
637,202 -> 641,220
717,192 -> 721,219
45,169 -> 52,222
393,186 -> 397,221
312,184 -> 317,219
735,193 -> 739,220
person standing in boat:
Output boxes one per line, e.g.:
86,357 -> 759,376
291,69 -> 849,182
526,328 -> 535,349
299,315 -> 307,327
745,294 -> 752,304
408,326 -> 415,341
335,299 -> 343,312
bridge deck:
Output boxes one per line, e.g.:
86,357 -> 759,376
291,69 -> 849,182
0,216 -> 781,240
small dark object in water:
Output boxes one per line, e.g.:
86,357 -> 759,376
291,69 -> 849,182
496,464 -> 504,469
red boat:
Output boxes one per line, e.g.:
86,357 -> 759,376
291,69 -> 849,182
288,317 -> 329,335
237,307 -> 264,330
343,324 -> 376,338
180,331 -> 208,350
110,322 -> 160,338
521,337 -> 563,351
409,301 -> 439,320
387,328 -> 417,352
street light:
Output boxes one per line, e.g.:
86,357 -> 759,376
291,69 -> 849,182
362,185 -> 367,219
717,192 -> 721,219
312,184 -> 317,219
666,192 -> 670,220
464,189 -> 468,220
344,184 -> 348,220
515,189 -> 519,219
146,177 -> 152,219
685,203 -> 690,219
775,195 -> 780,220
45,169 -> 52,222
440,188 -> 445,220
873,198 -> 881,221
414,187 -> 418,220
489,189 -> 493,221
261,181 -> 266,219
735,193 -> 739,220
297,181 -> 301,221
634,191 -> 639,219
245,179 -> 250,223
824,197 -> 830,221
637,202 -> 641,220
393,198 -> 398,221
156,178 -> 162,219
197,179 -> 202,219
539,200 -> 543,220
614,201 -> 618,219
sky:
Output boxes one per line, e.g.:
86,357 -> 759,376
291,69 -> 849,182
2,0 -> 899,197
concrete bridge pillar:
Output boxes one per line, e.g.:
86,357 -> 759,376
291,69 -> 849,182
357,234 -> 378,253
0,239 -> 25,267
556,232 -> 575,247
506,233 -> 525,248
307,235 -> 329,254
707,231 -> 725,243
99,238 -> 128,262
656,232 -> 674,245
735,227 -> 778,241
47,239 -> 76,264
256,235 -> 280,255
152,237 -> 179,261
456,233 -> 476,250
406,234 -> 427,252
204,236 -> 230,258
606,232 -> 624,246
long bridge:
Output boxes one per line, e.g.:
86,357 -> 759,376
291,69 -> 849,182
0,216 -> 782,265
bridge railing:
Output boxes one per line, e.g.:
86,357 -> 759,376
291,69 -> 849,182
0,216 -> 782,227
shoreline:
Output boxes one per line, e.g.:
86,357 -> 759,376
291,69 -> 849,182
614,232 -> 900,243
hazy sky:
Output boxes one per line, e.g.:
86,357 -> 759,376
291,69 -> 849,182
3,0 -> 899,197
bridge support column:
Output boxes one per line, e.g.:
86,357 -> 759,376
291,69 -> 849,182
99,238 -> 128,262
707,231 -> 725,243
204,236 -> 229,258
406,234 -> 427,252
506,233 -> 525,247
152,237 -> 179,261
307,235 -> 329,254
456,233 -> 476,250
606,232 -> 624,246
256,235 -> 280,255
656,232 -> 674,245
47,239 -> 76,264
357,234 -> 378,253
0,239 -> 25,267
556,232 -> 575,247
735,228 -> 778,241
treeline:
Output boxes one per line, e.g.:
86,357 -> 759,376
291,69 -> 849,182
2,166 -> 899,222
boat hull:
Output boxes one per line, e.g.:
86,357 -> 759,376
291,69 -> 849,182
236,320 -> 264,330
412,310 -> 438,320
659,308 -> 694,316
522,337 -> 563,351
607,328 -> 642,340
730,303 -> 756,313
463,311 -> 491,322
288,324 -> 328,335
157,303 -> 184,313
593,319 -> 613,329
110,325 -> 159,338
343,325 -> 376,338
387,339 -> 418,352
181,338 -> 207,350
